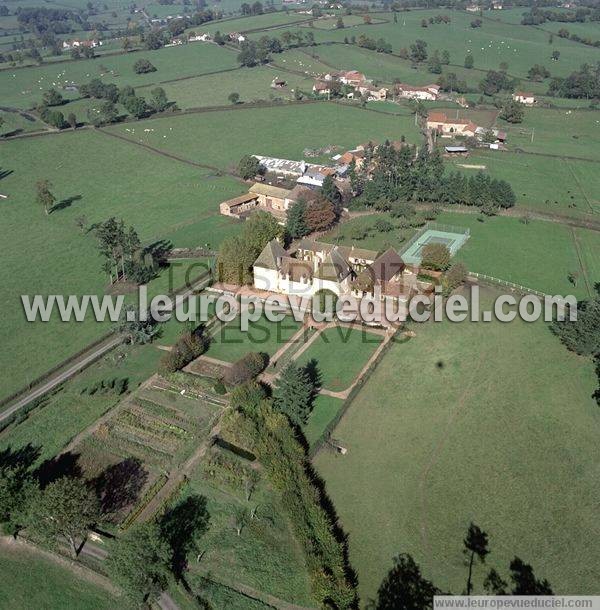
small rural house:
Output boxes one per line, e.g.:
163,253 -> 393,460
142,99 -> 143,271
357,84 -> 389,101
219,183 -> 313,222
427,112 -> 478,138
313,80 -> 332,96
512,91 -> 536,105
395,83 -> 440,101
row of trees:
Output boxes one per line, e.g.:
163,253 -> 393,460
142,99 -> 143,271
352,141 -> 516,214
225,383 -> 357,608
552,294 -> 600,406
95,217 -> 160,285
548,63 -> 600,99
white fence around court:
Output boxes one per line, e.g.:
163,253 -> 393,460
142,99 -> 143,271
468,272 -> 553,300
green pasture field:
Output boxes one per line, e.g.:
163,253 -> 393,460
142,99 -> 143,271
0,544 -> 125,609
448,150 -> 600,217
267,10 -> 600,81
105,102 -> 422,169
541,19 -> 600,41
314,286 -> 600,600
312,15 -> 388,30
148,65 -> 313,109
206,314 -> 302,362
192,11 -> 311,36
0,130 -> 245,400
436,211 -> 600,298
303,393 -> 344,448
0,42 -> 239,109
0,108 -> 45,135
574,227 -> 600,293
503,107 -> 600,160
295,326 -> 383,393
271,47 -> 336,77
301,43 -> 482,89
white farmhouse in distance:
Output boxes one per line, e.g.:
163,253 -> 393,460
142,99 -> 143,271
512,91 -> 536,105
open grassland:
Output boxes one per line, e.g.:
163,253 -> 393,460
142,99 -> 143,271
0,42 -> 239,109
314,288 -> 600,601
0,130 -> 244,400
0,109 -> 45,135
312,15 -> 388,30
504,107 -> 600,159
437,212 -> 600,297
206,315 -> 302,362
271,47 -> 336,77
541,19 -> 600,40
448,150 -> 600,217
105,102 -> 422,169
183,449 -> 315,605
193,11 -> 311,35
0,543 -> 125,609
269,10 -> 600,80
153,65 -> 313,109
303,43 -> 482,89
295,326 -> 383,393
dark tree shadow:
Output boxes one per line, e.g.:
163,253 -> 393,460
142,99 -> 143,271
91,458 -> 148,517
303,358 -> 322,392
159,494 -> 210,579
50,194 -> 82,213
0,168 -> 14,180
0,444 -> 41,472
367,553 -> 441,610
35,451 -> 81,488
145,239 -> 173,267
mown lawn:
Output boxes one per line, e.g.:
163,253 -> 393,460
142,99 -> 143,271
295,326 -> 383,392
0,544 -> 125,609
206,314 -> 302,363
315,287 -> 600,601
303,394 -> 345,448
0,129 -> 244,400
105,102 -> 422,170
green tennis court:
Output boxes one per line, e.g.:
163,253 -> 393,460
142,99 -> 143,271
400,223 -> 470,264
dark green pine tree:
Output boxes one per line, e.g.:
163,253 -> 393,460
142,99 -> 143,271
320,175 -> 342,210
286,200 -> 310,239
273,362 -> 314,425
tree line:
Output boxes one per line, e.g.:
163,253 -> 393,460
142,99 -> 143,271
351,141 -> 516,215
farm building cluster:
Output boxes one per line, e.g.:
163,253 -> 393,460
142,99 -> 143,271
312,70 -> 441,101
427,111 -> 507,147
219,140 -> 404,222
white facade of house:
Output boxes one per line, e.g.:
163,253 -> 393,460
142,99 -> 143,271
512,92 -> 536,105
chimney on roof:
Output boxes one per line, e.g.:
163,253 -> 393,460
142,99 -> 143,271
276,256 -> 282,267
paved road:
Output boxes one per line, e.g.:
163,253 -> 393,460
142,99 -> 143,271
0,335 -> 123,424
